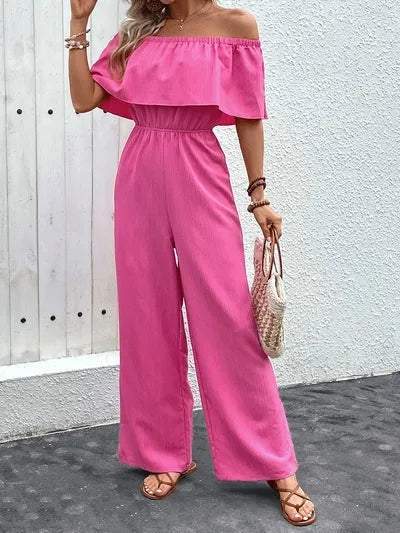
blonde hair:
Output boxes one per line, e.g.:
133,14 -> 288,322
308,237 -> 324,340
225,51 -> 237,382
109,0 -> 217,80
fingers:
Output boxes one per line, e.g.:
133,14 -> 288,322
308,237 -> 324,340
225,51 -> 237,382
261,227 -> 270,240
263,222 -> 282,241
272,223 -> 283,240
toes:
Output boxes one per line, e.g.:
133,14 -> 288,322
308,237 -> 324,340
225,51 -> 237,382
299,505 -> 308,518
291,511 -> 303,522
143,475 -> 158,493
299,503 -> 314,520
303,501 -> 315,516
283,506 -> 303,522
143,483 -> 155,495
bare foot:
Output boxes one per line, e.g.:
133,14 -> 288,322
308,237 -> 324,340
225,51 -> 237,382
143,471 -> 181,497
268,474 -> 315,523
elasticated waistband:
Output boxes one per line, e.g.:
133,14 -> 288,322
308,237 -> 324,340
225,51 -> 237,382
134,124 -> 214,133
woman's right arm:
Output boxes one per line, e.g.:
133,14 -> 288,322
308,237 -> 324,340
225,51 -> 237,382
68,0 -> 107,113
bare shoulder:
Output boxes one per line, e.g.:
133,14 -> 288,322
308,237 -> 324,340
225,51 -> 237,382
216,7 -> 260,39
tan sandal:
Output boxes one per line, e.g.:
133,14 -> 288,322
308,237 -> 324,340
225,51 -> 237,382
141,461 -> 197,500
267,479 -> 316,526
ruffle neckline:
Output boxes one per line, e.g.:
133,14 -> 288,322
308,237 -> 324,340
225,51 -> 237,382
143,35 -> 261,47
90,32 -> 268,126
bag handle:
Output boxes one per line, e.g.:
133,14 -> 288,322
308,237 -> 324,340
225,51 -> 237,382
261,225 -> 283,280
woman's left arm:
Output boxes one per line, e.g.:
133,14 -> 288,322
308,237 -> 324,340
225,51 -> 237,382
228,9 -> 283,239
235,117 -> 283,240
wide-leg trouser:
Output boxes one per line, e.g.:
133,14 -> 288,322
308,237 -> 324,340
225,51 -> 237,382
114,119 -> 298,481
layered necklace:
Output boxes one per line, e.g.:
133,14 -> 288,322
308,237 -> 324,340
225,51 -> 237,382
167,0 -> 210,31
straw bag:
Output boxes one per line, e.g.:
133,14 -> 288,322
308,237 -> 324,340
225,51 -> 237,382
250,225 -> 286,358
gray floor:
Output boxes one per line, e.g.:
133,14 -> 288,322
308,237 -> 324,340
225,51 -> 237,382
1,372 -> 399,533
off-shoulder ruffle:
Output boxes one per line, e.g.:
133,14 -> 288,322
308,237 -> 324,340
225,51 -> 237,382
90,33 -> 269,126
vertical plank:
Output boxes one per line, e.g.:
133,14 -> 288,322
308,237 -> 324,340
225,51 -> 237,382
91,5 -> 120,353
4,0 -> 39,363
115,3 -> 133,350
0,0 -> 11,365
63,0 -> 93,357
34,0 -> 66,360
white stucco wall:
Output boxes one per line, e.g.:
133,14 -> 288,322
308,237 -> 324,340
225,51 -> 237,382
1,0 -> 399,440
226,0 -> 400,384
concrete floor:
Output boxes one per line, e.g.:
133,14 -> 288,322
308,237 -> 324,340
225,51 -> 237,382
0,372 -> 399,533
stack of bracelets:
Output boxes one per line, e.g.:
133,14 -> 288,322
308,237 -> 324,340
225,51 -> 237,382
247,176 -> 271,213
65,28 -> 91,50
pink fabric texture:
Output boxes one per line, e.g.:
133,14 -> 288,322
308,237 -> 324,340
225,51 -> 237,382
90,36 -> 298,480
90,34 -> 268,125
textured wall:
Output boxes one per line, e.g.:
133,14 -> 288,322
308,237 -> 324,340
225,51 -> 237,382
0,353 -> 120,441
217,0 -> 400,384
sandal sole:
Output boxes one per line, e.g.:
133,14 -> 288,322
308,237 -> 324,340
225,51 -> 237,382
282,511 -> 317,527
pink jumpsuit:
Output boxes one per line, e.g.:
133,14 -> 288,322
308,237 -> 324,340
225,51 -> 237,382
90,34 -> 298,481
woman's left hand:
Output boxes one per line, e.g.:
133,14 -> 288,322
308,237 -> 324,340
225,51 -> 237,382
252,204 -> 283,241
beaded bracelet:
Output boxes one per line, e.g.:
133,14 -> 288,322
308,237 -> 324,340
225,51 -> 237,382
65,28 -> 90,49
65,40 -> 90,50
246,176 -> 265,195
248,181 -> 266,196
247,198 -> 271,213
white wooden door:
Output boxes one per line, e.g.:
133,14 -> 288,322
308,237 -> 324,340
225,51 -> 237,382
0,0 -> 131,365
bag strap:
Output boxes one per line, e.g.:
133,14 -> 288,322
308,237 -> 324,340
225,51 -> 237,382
261,226 -> 283,280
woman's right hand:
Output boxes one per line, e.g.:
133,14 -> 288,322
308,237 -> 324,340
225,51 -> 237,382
70,0 -> 98,20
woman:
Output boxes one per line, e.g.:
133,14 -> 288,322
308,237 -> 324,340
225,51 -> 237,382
68,0 -> 316,526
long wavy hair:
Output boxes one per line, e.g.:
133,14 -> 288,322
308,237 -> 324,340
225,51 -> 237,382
109,0 -> 218,80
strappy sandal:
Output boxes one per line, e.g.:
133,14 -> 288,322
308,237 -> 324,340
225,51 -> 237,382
267,479 -> 316,526
141,461 -> 197,500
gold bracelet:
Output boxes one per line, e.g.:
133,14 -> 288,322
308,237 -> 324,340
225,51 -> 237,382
65,28 -> 91,41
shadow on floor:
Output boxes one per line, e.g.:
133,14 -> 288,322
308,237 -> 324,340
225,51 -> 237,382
1,372 -> 399,533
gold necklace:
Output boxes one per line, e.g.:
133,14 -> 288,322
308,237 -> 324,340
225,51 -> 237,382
167,0 -> 210,31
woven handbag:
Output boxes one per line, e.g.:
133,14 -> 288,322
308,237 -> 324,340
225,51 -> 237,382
250,225 -> 286,358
